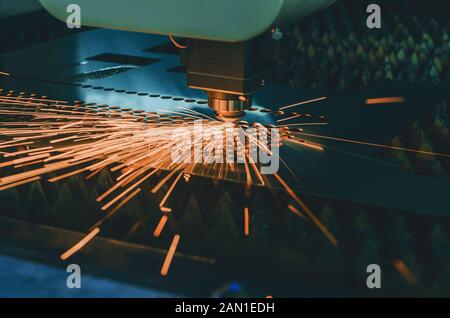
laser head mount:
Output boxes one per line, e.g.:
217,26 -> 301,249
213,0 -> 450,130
39,0 -> 336,117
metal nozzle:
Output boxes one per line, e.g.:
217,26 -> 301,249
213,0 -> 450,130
207,92 -> 251,118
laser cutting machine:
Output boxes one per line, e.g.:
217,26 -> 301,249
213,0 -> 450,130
1,0 -> 447,220
1,0 -> 450,298
39,0 -> 337,117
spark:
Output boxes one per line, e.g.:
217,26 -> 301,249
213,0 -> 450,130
279,97 -> 327,111
151,170 -> 179,194
278,114 -> 313,123
244,207 -> 250,237
60,227 -> 101,261
274,173 -> 338,245
0,153 -> 50,168
153,215 -> 169,238
3,146 -> 53,157
159,172 -> 183,212
325,144 -> 398,167
183,173 -> 191,183
124,221 -> 143,240
179,106 -> 218,122
293,132 -> 450,159
90,188 -> 142,230
50,135 -> 80,144
393,259 -> 418,286
59,121 -> 84,129
85,168 -> 103,180
14,159 -> 45,169
161,234 -> 180,276
275,122 -> 328,128
283,137 -> 325,152
366,97 -> 405,105
0,176 -> 41,191
0,94 -> 66,104
48,166 -> 91,183
100,171 -> 151,210
287,204 -> 307,220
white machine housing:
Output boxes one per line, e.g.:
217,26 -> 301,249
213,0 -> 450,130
39,0 -> 336,42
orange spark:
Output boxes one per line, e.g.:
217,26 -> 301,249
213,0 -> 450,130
279,97 -> 327,111
161,234 -> 180,276
284,138 -> 325,152
48,166 -> 89,182
59,121 -> 84,129
274,173 -> 338,245
101,185 -> 143,211
159,173 -> 183,210
90,188 -> 142,230
277,114 -> 305,123
60,227 -> 100,261
50,135 -> 79,144
101,170 -> 155,210
0,176 -> 41,191
293,132 -> 450,159
365,97 -> 405,105
183,173 -> 191,183
393,259 -> 418,286
0,153 -> 50,168
153,215 -> 169,238
288,204 -> 307,220
244,207 -> 250,236
3,146 -> 53,157
151,169 -> 178,194
13,159 -> 44,169
85,168 -> 102,180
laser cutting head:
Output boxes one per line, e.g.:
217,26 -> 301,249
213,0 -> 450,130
182,37 -> 276,118
39,0 -> 337,117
